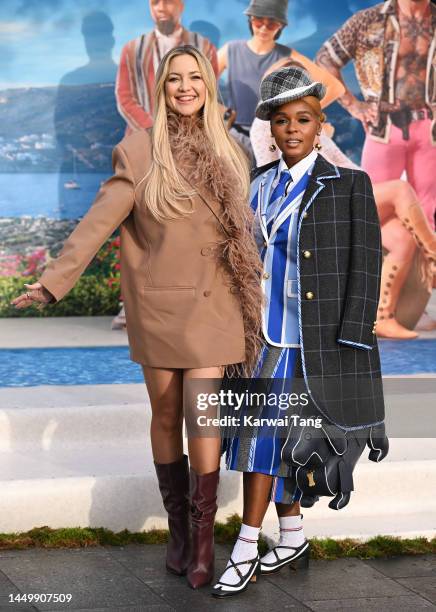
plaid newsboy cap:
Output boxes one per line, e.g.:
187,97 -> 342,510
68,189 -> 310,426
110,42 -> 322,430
256,66 -> 326,120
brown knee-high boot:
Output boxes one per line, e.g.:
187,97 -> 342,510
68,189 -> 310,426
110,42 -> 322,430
154,455 -> 191,575
187,467 -> 220,589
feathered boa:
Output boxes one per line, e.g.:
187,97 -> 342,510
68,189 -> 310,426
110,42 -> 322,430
167,111 -> 264,375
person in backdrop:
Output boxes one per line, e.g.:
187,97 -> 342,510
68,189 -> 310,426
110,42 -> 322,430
217,0 -> 344,162
60,11 -> 118,86
116,0 -> 218,134
12,46 -> 262,591
55,12 -> 124,218
315,0 -> 436,336
251,58 -> 436,340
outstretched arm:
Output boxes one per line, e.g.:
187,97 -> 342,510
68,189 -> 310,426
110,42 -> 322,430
12,143 -> 136,309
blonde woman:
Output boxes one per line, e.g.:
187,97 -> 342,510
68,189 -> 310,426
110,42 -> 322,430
11,46 -> 263,590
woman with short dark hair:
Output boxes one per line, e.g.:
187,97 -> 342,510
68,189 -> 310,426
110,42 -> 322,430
212,65 -> 388,598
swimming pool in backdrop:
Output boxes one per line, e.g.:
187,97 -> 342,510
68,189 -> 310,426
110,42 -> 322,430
0,340 -> 435,387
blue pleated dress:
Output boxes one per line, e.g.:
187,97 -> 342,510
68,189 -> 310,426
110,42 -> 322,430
222,158 -> 316,504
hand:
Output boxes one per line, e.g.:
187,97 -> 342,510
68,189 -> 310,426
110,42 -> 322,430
11,282 -> 53,310
345,99 -> 378,131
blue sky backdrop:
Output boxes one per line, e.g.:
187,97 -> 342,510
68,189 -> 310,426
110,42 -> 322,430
0,0 -> 378,89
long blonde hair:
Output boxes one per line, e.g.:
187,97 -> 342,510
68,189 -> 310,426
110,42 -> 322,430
142,45 -> 249,221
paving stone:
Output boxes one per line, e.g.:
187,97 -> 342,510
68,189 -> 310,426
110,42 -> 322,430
0,567 -> 38,610
48,607 -> 173,612
304,594 -> 435,611
0,548 -> 104,560
0,548 -> 165,610
364,555 -> 436,578
150,579 -> 307,612
0,546 -> 435,612
263,558 -> 411,602
396,577 -> 436,604
107,546 -> 307,611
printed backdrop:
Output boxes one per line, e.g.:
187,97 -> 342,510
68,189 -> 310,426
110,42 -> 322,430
0,0 -> 376,220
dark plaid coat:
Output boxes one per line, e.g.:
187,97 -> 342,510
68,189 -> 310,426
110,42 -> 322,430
252,155 -> 385,430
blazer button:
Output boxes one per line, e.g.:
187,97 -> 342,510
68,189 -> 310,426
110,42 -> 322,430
305,291 -> 315,300
263,272 -> 270,280
303,212 -> 308,219
203,290 -> 211,297
302,250 -> 312,259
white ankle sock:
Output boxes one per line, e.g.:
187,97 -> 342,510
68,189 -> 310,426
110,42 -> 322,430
278,514 -> 305,547
261,515 -> 305,564
215,523 -> 260,587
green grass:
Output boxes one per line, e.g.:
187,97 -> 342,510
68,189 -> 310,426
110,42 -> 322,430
0,516 -> 434,559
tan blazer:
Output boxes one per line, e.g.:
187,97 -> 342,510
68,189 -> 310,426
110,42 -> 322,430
40,131 -> 245,368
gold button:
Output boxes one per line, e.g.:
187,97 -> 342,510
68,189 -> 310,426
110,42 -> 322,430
203,290 -> 211,297
303,212 -> 308,219
303,250 -> 312,259
305,291 -> 314,300
263,272 -> 270,280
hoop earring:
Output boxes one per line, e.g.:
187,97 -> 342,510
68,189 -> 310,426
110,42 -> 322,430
269,133 -> 277,152
314,143 -> 322,151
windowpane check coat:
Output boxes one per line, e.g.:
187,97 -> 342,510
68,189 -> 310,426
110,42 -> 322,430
252,155 -> 385,430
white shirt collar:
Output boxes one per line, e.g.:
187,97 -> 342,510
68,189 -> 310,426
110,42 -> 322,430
278,149 -> 318,184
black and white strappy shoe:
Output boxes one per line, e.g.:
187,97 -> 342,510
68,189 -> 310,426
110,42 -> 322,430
211,555 -> 260,598
260,540 -> 309,574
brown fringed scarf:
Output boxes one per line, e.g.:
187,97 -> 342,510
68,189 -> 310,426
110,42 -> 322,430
167,111 -> 264,376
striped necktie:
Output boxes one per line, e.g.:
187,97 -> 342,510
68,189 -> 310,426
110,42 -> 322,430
269,169 -> 292,204
267,170 -> 292,233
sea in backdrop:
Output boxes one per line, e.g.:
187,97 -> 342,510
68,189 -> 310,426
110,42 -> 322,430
0,172 -> 110,219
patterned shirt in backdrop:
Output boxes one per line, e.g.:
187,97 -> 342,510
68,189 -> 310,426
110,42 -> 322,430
115,27 -> 218,133
315,0 -> 436,144
251,150 -> 318,348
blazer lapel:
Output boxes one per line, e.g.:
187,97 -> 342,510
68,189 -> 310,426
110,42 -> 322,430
269,172 -> 310,239
258,166 -> 277,241
175,166 -> 229,234
297,155 -> 341,224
